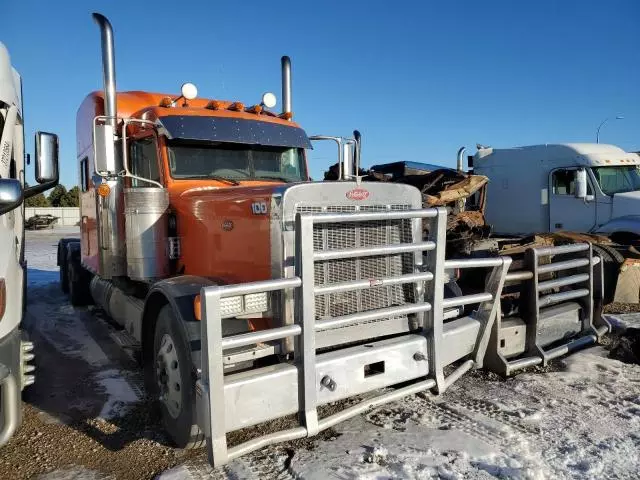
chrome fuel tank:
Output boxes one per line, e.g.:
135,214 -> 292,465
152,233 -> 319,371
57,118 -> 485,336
124,188 -> 170,281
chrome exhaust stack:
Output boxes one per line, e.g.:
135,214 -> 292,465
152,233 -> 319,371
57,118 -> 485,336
353,130 -> 361,181
457,147 -> 466,173
92,13 -> 117,127
91,13 -> 127,279
281,56 -> 292,116
353,130 -> 361,171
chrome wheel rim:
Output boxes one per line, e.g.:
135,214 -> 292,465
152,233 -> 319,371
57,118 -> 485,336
156,333 -> 182,419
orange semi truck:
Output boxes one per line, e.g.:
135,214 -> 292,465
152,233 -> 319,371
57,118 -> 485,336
59,13 -> 607,466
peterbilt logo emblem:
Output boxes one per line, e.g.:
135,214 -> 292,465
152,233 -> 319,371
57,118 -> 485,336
346,188 -> 370,200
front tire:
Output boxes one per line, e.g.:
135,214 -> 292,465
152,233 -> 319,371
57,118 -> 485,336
592,244 -> 624,304
60,260 -> 69,294
57,239 -> 77,294
68,260 -> 91,306
153,305 -> 204,449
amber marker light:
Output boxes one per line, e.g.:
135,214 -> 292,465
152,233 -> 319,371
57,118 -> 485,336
193,294 -> 201,321
0,279 -> 5,320
97,183 -> 111,197
228,102 -> 245,111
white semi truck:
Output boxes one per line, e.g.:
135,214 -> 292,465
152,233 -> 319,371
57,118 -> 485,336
473,143 -> 640,240
0,42 -> 59,447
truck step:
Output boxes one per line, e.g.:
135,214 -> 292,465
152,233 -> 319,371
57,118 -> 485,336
109,329 -> 141,364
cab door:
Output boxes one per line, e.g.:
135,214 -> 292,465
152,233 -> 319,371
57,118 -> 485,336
549,168 -> 596,232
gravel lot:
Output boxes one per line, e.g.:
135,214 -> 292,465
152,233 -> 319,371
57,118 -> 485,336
0,230 -> 204,479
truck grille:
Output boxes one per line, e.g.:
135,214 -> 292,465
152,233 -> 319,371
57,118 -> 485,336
296,204 -> 415,322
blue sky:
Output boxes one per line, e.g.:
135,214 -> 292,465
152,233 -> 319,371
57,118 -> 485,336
4,0 -> 639,187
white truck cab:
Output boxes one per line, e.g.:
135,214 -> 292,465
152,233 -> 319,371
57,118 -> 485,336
0,42 -> 59,447
473,143 -> 640,240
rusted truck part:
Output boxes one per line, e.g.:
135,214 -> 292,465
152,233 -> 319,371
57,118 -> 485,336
334,162 -> 613,375
497,233 -> 629,304
326,162 -> 493,255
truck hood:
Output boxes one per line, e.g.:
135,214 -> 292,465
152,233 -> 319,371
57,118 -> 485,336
168,181 -> 290,283
612,190 -> 640,218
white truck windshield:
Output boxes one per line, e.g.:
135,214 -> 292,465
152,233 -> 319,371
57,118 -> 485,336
592,166 -> 640,195
167,143 -> 307,183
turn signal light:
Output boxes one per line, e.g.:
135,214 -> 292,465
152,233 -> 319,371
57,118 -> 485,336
206,100 -> 223,110
193,294 -> 201,321
0,278 -> 5,321
97,183 -> 111,197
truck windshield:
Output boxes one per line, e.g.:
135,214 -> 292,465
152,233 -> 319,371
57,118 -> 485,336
167,143 -> 307,182
592,166 -> 640,195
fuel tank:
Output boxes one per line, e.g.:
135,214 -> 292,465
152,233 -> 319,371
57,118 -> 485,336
124,187 -> 170,281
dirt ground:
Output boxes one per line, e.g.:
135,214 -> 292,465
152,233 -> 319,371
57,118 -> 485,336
0,230 -> 206,480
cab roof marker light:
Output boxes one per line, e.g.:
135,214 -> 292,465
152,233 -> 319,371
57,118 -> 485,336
246,105 -> 263,114
159,97 -> 174,108
228,102 -> 245,112
206,100 -> 223,110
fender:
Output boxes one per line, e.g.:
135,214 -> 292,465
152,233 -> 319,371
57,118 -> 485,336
595,215 -> 640,236
141,275 -> 217,373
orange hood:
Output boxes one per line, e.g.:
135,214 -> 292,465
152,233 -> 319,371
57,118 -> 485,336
169,181 -> 283,284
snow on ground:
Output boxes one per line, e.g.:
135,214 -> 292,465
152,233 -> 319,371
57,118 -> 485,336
25,228 -> 141,420
159,341 -> 640,480
93,369 -> 143,420
23,228 -> 640,479
162,338 -> 640,479
273,349 -> 639,479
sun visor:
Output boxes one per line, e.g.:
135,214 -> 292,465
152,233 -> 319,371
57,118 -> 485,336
158,115 -> 312,149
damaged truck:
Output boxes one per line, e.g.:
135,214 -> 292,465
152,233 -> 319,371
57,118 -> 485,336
59,13 -> 517,466
473,143 -> 640,305
58,12 -> 609,466
327,148 -> 611,377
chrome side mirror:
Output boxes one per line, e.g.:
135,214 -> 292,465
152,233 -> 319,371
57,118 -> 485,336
0,179 -> 23,215
25,132 -> 59,199
35,131 -> 59,183
574,168 -> 588,200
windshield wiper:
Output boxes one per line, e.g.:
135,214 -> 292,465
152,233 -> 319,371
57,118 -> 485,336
257,175 -> 294,183
209,175 -> 240,185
